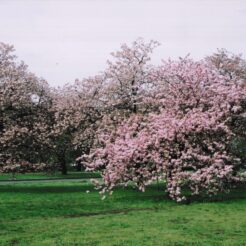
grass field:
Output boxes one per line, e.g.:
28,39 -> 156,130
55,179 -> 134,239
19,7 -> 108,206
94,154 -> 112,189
1,180 -> 246,246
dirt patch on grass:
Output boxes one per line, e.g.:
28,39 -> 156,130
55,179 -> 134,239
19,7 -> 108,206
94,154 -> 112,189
64,207 -> 159,218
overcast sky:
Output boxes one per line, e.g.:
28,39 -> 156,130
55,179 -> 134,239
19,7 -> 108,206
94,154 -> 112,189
0,0 -> 246,86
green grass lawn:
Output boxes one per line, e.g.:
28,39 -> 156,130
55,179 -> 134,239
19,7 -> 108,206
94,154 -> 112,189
1,181 -> 246,246
0,171 -> 101,181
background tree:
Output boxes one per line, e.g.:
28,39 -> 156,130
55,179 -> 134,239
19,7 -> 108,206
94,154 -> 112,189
78,39 -> 160,163
51,75 -> 104,174
103,38 -> 159,114
0,42 -> 53,174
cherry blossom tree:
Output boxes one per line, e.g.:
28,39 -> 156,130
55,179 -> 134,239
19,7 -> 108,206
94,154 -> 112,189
0,42 -> 53,174
82,57 -> 246,202
75,39 -> 160,169
51,75 -> 105,174
82,39 -> 160,154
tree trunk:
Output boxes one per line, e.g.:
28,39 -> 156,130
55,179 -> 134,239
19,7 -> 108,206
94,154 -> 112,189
59,155 -> 67,175
61,160 -> 67,175
131,79 -> 137,113
76,163 -> 82,172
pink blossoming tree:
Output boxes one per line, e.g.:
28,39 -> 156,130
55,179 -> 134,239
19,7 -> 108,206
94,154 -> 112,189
51,75 -> 105,174
82,56 -> 246,202
0,42 -> 53,173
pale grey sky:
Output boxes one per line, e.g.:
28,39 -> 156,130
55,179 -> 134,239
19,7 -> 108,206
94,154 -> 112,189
0,0 -> 246,86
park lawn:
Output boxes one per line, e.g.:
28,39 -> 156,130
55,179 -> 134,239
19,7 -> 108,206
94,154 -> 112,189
0,181 -> 246,246
0,172 -> 101,181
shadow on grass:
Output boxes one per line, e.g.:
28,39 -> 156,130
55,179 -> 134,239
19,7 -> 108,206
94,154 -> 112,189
0,182 -> 246,204
0,183 -> 92,193
179,183 -> 246,204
